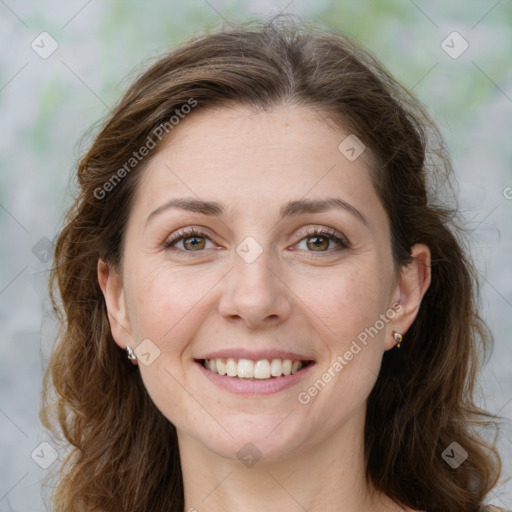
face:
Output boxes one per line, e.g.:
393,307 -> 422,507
99,104 -> 430,462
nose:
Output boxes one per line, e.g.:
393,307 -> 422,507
218,248 -> 292,329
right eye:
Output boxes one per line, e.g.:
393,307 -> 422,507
163,228 -> 216,254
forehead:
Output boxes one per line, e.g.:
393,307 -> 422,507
130,104 -> 384,225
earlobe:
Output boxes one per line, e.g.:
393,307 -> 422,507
97,259 -> 133,348
386,244 -> 431,350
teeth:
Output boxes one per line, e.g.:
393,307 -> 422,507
270,358 -> 282,377
253,359 -> 271,379
203,357 -> 307,379
282,359 -> 292,376
291,361 -> 302,374
238,358 -> 254,378
217,359 -> 226,375
226,358 -> 237,377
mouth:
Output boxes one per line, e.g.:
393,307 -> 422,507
194,357 -> 315,380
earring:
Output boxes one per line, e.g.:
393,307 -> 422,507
393,332 -> 403,348
126,345 -> 138,365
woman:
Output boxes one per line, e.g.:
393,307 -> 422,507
41,16 -> 508,512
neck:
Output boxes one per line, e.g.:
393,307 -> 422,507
178,405 -> 403,512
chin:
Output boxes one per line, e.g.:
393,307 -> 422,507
199,419 -> 308,463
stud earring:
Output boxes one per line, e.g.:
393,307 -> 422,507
126,346 -> 138,365
393,332 -> 403,348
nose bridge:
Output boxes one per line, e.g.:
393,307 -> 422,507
218,234 -> 291,326
235,241 -> 274,289
232,236 -> 279,300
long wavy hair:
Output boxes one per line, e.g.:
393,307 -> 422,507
41,15 -> 504,512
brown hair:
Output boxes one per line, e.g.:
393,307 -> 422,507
41,15 -> 504,512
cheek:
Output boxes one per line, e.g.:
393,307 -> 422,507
123,264 -> 217,417
292,259 -> 391,343
295,263 -> 388,427
125,261 -> 220,343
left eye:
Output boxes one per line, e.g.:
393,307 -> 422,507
293,228 -> 349,253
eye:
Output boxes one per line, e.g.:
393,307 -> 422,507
163,226 -> 350,257
163,228 -> 216,255
293,227 -> 349,256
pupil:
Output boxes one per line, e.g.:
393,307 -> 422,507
309,236 -> 327,250
185,236 -> 204,250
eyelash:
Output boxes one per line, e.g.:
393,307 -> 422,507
163,227 -> 349,257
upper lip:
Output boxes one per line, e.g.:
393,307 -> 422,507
196,348 -> 314,362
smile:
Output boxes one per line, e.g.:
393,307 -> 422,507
199,357 -> 314,379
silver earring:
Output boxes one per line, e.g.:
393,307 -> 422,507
126,346 -> 138,364
393,332 -> 403,348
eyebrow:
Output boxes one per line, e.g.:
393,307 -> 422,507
145,196 -> 368,227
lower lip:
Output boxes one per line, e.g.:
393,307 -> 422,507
194,360 -> 315,395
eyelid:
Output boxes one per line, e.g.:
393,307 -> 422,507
293,226 -> 348,244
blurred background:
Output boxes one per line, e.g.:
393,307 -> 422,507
0,0 -> 511,510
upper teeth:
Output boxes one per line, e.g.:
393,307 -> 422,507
204,358 -> 305,379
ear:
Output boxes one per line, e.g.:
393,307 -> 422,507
97,258 -> 133,350
384,243 -> 432,350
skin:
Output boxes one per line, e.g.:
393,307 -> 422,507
98,104 -> 431,512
